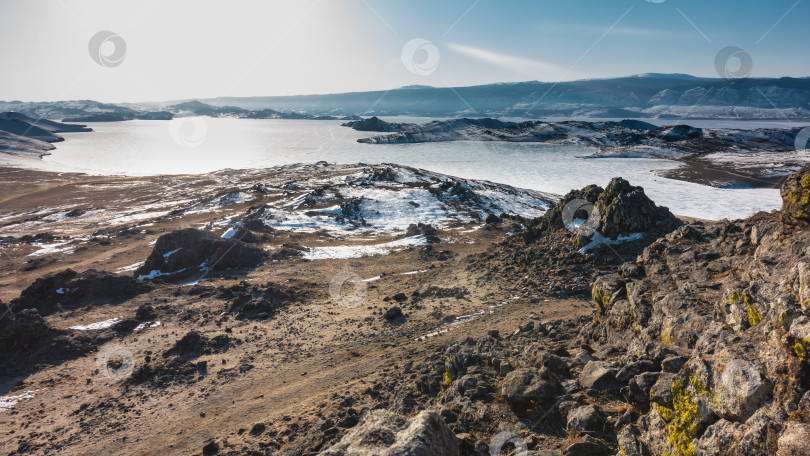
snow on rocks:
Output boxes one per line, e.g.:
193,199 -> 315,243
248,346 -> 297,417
254,164 -> 554,237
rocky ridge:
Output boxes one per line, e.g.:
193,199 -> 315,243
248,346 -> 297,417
317,165 -> 810,455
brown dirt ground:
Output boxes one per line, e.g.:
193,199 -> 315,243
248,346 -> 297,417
0,166 -> 594,455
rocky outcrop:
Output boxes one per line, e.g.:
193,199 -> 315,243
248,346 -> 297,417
574,166 -> 810,455
781,163 -> 810,226
134,228 -> 267,281
526,176 -> 680,245
0,306 -> 53,352
596,178 -> 681,239
321,409 -> 459,456
10,268 -> 150,316
341,116 -> 415,132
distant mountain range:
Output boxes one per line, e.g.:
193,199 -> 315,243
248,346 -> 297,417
1,74 -> 809,121
202,74 -> 810,119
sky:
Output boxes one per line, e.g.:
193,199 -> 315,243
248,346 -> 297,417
0,0 -> 808,102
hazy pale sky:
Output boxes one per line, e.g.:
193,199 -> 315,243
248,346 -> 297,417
1,0 -> 808,102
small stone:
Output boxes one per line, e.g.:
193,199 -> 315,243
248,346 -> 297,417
661,355 -> 685,373
250,423 -> 266,435
202,440 -> 219,455
384,306 -> 403,320
566,405 -> 602,433
487,329 -> 500,338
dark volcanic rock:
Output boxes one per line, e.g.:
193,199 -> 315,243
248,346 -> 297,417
11,269 -> 150,315
0,308 -> 53,352
135,228 -> 267,280
526,177 -> 680,242
596,177 -> 681,239
341,116 -> 414,132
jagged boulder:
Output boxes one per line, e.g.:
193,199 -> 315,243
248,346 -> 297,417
526,177 -> 680,243
11,268 -> 149,315
321,409 -> 459,456
135,228 -> 266,280
526,184 -> 603,237
596,178 -> 681,239
781,163 -> 810,226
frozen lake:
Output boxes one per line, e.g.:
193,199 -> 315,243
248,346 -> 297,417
9,117 -> 805,220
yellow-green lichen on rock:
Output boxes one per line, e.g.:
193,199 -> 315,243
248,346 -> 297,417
781,164 -> 810,225
795,343 -> 807,360
658,378 -> 716,456
593,286 -> 611,314
746,298 -> 762,327
440,357 -> 456,388
720,290 -> 761,330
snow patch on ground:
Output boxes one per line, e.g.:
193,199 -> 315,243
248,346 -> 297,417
302,235 -> 428,260
221,227 -> 238,239
137,268 -> 185,280
116,261 -> 144,273
0,391 -> 36,412
69,317 -> 121,331
134,321 -> 161,332
162,248 -> 182,260
579,231 -> 644,253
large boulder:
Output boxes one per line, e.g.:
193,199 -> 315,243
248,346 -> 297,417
501,367 -> 562,406
596,177 -> 681,239
579,361 -> 620,391
525,177 -> 680,242
781,163 -> 810,226
778,422 -> 810,456
135,228 -> 267,280
321,409 -> 459,456
0,307 -> 53,353
11,269 -> 149,315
